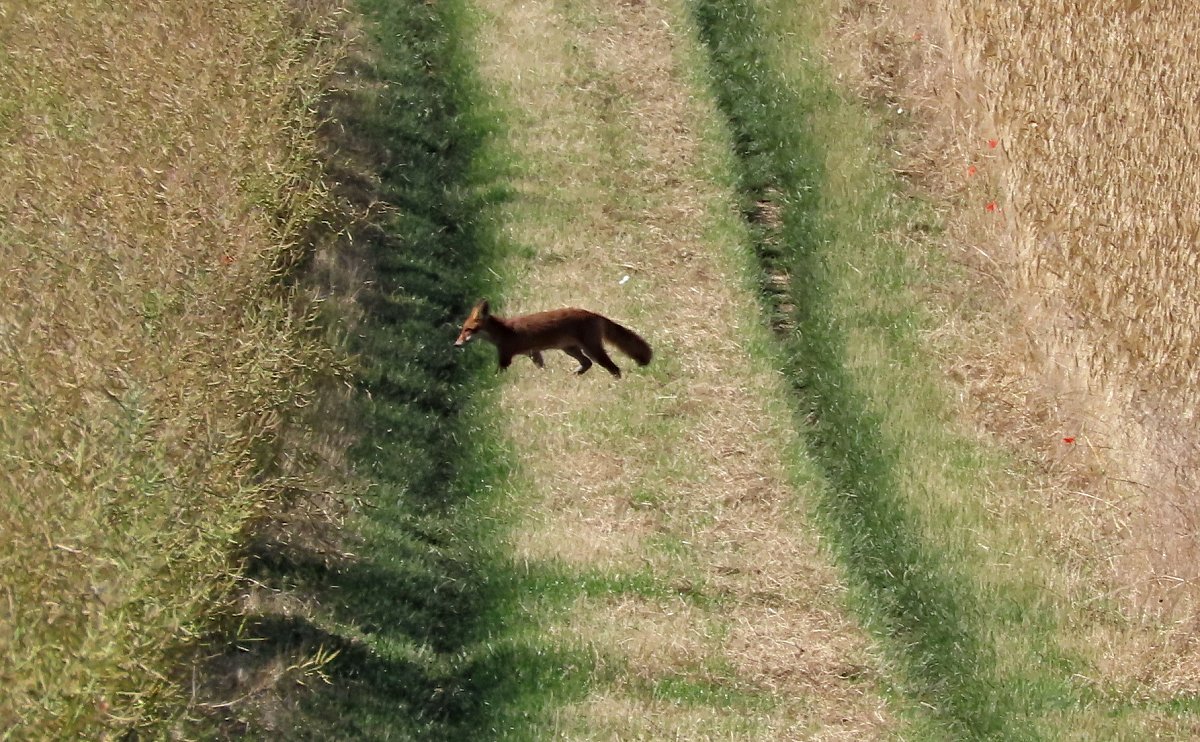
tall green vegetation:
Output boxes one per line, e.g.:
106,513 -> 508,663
0,2 -> 339,735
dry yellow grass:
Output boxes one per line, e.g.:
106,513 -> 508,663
827,0 -> 1200,715
471,0 -> 898,737
0,0 -> 341,734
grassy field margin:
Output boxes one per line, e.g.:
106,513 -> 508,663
687,0 -> 1087,737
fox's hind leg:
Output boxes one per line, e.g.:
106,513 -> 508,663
563,346 -> 593,375
580,340 -> 622,378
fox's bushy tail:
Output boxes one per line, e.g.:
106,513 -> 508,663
602,318 -> 652,366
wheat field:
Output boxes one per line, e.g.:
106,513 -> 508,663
831,0 -> 1200,706
953,3 -> 1200,696
953,4 -> 1200,400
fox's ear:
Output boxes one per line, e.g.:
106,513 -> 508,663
477,299 -> 490,316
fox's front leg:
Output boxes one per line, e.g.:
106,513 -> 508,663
498,351 -> 514,372
529,351 -> 545,369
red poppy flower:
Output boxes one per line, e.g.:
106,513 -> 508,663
967,165 -> 978,177
1062,437 -> 1075,444
985,201 -> 999,212
987,138 -> 999,149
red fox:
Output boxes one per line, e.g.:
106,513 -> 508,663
454,299 -> 652,378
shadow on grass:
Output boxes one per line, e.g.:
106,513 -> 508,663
197,0 -> 590,737
237,535 -> 587,740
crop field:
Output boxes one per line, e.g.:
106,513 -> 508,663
831,0 -> 1200,712
0,0 -> 340,734
953,3 -> 1200,637
5,0 -> 1200,738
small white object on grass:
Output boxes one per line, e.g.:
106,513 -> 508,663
618,274 -> 630,285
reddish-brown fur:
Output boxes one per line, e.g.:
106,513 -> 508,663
454,299 -> 652,378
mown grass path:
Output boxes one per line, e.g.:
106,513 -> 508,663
469,0 -> 902,737
262,0 -> 897,735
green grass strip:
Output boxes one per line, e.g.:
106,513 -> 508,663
242,0 -> 590,737
688,1 -> 1068,738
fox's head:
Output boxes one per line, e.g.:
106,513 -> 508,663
454,299 -> 490,347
